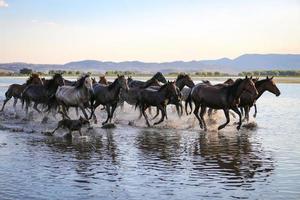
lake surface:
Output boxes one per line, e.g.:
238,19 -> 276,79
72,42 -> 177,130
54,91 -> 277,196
0,77 -> 300,200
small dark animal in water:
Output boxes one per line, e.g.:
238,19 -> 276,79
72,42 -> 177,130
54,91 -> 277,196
51,116 -> 90,136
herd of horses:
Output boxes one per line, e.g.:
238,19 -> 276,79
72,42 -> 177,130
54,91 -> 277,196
0,72 -> 281,131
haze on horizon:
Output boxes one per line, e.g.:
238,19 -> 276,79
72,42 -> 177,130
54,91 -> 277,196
0,0 -> 300,64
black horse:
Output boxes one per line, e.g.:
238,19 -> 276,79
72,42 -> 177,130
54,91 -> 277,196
22,74 -> 65,116
136,81 -> 180,127
90,75 -> 129,125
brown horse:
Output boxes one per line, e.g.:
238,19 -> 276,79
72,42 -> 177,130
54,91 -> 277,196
191,76 -> 258,131
240,76 -> 280,121
1,74 -> 43,112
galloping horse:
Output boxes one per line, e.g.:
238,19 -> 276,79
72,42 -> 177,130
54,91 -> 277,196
191,76 -> 258,131
128,72 -> 167,88
99,75 -> 109,85
56,75 -> 94,119
239,76 -> 281,121
22,74 -> 65,116
1,74 -> 43,112
90,75 -> 129,125
136,81 -> 180,127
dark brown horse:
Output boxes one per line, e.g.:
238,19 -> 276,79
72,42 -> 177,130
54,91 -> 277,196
191,77 -> 258,131
137,81 -> 180,127
22,74 -> 65,116
90,75 -> 129,125
128,72 -> 167,88
1,74 -> 43,112
239,76 -> 280,121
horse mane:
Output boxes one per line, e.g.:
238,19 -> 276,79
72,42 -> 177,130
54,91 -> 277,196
75,74 -> 89,88
226,78 -> 243,98
255,78 -> 269,88
158,81 -> 173,92
153,72 -> 163,79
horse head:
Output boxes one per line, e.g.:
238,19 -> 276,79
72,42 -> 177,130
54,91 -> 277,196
53,73 -> 65,86
117,74 -> 129,91
154,72 -> 167,83
99,75 -> 108,85
176,74 -> 195,88
76,75 -> 93,94
264,76 -> 281,96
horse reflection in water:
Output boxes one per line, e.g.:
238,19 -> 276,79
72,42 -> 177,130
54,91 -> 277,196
135,129 -> 274,189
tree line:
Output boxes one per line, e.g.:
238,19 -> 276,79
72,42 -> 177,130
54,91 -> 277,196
238,70 -> 300,77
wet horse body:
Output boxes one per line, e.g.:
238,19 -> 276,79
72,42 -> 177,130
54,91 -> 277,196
191,77 -> 258,131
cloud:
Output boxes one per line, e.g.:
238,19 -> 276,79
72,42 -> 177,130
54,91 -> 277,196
0,0 -> 8,8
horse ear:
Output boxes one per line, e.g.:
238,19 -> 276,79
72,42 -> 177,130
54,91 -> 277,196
267,76 -> 269,79
271,76 -> 274,79
245,75 -> 248,79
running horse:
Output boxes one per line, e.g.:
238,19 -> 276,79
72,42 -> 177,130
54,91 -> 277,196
191,76 -> 258,131
55,75 -> 94,119
22,74 -> 65,116
90,75 -> 129,125
1,74 -> 43,112
128,72 -> 167,88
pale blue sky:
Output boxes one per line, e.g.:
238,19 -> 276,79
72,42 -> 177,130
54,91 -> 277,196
1,0 -> 300,64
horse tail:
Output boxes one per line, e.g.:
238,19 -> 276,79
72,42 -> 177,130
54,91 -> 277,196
88,95 -> 95,120
5,86 -> 13,99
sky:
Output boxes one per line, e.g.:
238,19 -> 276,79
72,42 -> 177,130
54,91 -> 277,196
0,0 -> 300,64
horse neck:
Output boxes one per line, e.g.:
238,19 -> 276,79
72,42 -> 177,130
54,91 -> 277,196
108,79 -> 122,95
255,80 -> 269,99
175,78 -> 185,90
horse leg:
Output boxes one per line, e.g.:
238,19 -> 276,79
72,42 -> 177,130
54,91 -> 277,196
207,108 -> 213,118
151,107 -> 160,120
242,106 -> 250,122
154,105 -> 166,125
79,105 -> 89,120
253,104 -> 257,118
164,106 -> 168,120
240,107 -> 244,116
193,103 -> 203,129
0,97 -> 11,112
231,107 -> 242,130
142,105 -> 151,127
109,103 -> 117,123
218,109 -> 230,130
78,129 -> 82,136
33,102 -> 41,113
103,105 -> 111,125
75,107 -> 79,116
199,106 -> 207,131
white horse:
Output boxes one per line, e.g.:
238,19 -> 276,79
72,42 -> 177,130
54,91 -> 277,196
56,75 -> 93,119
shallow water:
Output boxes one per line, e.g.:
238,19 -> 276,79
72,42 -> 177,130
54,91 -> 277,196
0,77 -> 300,200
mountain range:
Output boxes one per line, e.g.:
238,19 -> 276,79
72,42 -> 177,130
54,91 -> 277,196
1,54 -> 300,74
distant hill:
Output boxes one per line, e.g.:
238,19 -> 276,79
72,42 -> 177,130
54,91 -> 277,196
1,54 -> 300,74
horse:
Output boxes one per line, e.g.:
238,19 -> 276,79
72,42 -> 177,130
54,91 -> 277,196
21,74 -> 65,116
191,76 -> 258,131
55,75 -> 94,120
0,74 -> 43,112
90,75 -> 129,125
128,72 -> 167,88
148,73 -> 195,118
239,76 -> 280,121
136,81 -> 180,127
